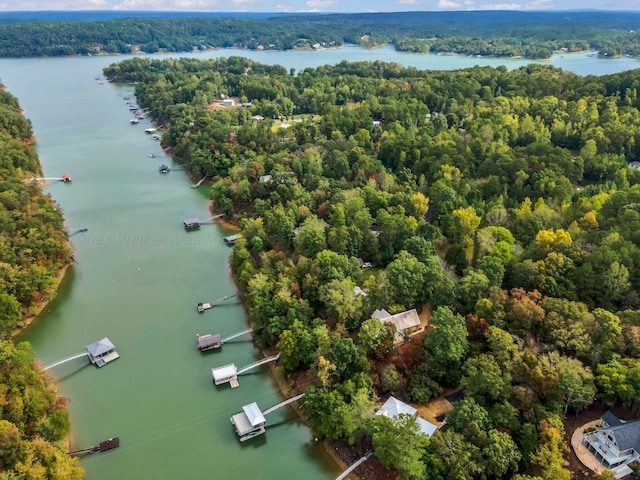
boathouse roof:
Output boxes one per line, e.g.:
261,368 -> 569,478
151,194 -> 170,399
86,337 -> 115,357
198,334 -> 221,348
243,402 -> 266,427
224,234 -> 241,244
183,218 -> 200,225
212,363 -> 237,382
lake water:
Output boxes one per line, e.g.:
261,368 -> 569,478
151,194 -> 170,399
1,45 -> 638,480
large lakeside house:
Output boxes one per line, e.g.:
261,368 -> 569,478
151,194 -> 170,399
583,411 -> 640,478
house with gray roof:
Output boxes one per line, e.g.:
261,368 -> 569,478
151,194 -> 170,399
373,309 -> 421,344
583,411 -> 640,478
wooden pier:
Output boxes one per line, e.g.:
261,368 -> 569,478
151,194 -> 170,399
211,352 -> 281,388
68,437 -> 120,456
191,176 -> 207,188
230,393 -> 305,441
197,294 -> 237,312
335,452 -> 374,480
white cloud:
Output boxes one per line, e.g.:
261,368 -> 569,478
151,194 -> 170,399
275,3 -> 292,10
525,0 -> 553,8
477,2 -> 522,9
305,0 -> 337,9
396,0 -> 423,4
114,0 -> 223,10
439,0 -> 463,8
1,0 -> 111,9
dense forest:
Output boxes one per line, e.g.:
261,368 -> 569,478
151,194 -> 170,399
3,11 -> 640,59
0,87 -> 81,478
105,55 -> 640,479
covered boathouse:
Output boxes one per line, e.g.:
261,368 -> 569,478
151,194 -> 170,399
183,218 -> 201,230
197,334 -> 222,351
230,402 -> 266,441
212,363 -> 239,387
86,337 -> 120,367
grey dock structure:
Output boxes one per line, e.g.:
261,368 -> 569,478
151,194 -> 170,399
211,352 -> 280,388
230,393 -> 305,442
197,294 -> 237,313
183,218 -> 201,230
86,337 -> 120,367
196,328 -> 252,352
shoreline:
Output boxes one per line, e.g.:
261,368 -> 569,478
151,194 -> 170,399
11,260 -> 73,339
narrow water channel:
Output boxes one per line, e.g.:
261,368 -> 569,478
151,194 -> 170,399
4,55 -> 335,480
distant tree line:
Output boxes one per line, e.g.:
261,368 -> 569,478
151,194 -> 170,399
2,11 -> 640,59
0,87 -> 81,478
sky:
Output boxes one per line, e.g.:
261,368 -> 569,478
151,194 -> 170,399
0,0 -> 639,12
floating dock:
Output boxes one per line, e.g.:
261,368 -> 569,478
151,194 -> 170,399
197,294 -> 237,312
230,393 -> 305,442
159,165 -> 170,174
42,337 -> 119,370
68,437 -> 120,456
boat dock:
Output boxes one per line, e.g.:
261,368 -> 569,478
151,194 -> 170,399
230,393 -> 305,442
68,437 -> 120,456
86,337 -> 120,367
196,328 -> 252,352
223,234 -> 241,245
42,337 -> 120,370
197,294 -> 237,312
211,352 -> 281,388
183,218 -> 201,230
159,165 -> 170,174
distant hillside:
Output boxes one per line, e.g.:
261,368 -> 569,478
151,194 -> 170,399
0,11 -> 639,58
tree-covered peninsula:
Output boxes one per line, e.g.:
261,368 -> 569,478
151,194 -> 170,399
3,11 -> 640,59
106,56 -> 640,479
0,87 -> 81,479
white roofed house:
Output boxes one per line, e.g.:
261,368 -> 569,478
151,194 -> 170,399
373,309 -> 421,344
582,411 -> 640,478
376,396 -> 437,437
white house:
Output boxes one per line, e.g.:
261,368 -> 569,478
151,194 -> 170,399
222,98 -> 235,107
376,396 -> 437,437
583,411 -> 640,478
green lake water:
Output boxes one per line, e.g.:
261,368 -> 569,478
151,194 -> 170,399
1,45 -> 638,479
